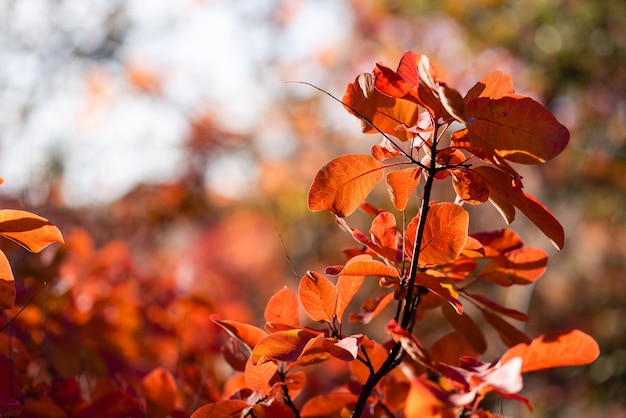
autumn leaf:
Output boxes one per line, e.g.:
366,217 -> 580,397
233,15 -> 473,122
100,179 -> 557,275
308,154 -> 385,217
140,367 -> 178,418
245,356 -> 278,392
450,168 -> 489,204
464,71 -> 516,103
481,309 -> 531,347
442,303 -> 487,354
210,315 -> 268,352
501,329 -> 600,373
478,247 -> 548,286
191,400 -> 249,418
474,166 -> 565,249
301,393 -> 359,417
0,251 -> 16,309
386,166 -> 422,210
299,271 -> 338,323
349,293 -> 395,324
414,273 -> 463,314
406,202 -> 469,266
0,209 -> 64,252
336,272 -> 364,323
430,332 -> 480,366
264,287 -> 299,329
343,72 -> 420,141
463,292 -> 530,322
251,328 -> 324,365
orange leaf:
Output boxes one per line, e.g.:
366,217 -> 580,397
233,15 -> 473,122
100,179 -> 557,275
350,339 -> 388,384
369,211 -> 398,257
415,273 -> 463,314
308,154 -> 385,217
343,73 -> 419,142
279,371 -> 307,400
474,166 -> 564,249
336,273 -> 364,324
141,367 -> 178,418
339,256 -> 400,278
450,168 -> 489,205
251,328 -> 323,365
405,377 -> 458,418
429,332 -> 479,366
466,95 -> 569,164
299,271 -> 338,323
464,71 -> 516,103
245,356 -> 277,392
349,292 -> 395,324
0,209 -> 64,252
0,251 -> 15,309
191,400 -> 249,418
210,315 -> 268,352
478,247 -> 548,286
264,287 -> 299,329
301,392 -> 358,417
385,166 -> 422,210
471,228 -> 523,256
408,203 -> 469,267
501,329 -> 600,373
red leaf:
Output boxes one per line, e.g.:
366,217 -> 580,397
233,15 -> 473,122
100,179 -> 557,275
0,251 -> 15,309
385,166 -> 422,210
308,154 -> 385,217
501,329 -> 600,373
0,209 -> 64,252
264,287 -> 299,328
343,72 -> 420,142
211,315 -> 268,352
299,271 -> 338,323
474,166 -> 565,249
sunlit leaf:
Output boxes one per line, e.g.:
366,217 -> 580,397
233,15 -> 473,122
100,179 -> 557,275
339,256 -> 400,279
190,400 -> 249,418
464,71 -> 516,103
471,228 -> 524,256
336,272 -> 364,323
450,168 -> 489,204
308,154 -> 385,217
245,356 -> 277,392
404,377 -> 458,418
300,392 -> 358,417
478,247 -> 548,286
0,209 -> 64,252
407,203 -> 469,266
474,166 -> 565,249
210,315 -> 268,352
343,72 -> 420,141
349,292 -> 395,324
251,328 -> 323,365
299,271 -> 338,323
264,287 -> 299,329
141,367 -> 178,418
386,166 -> 422,210
0,251 -> 15,309
501,329 -> 600,373
466,95 -> 569,164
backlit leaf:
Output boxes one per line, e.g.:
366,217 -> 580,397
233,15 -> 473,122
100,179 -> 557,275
414,273 -> 463,314
339,256 -> 400,279
386,167 -> 422,210
251,328 -> 323,365
464,71 -> 516,103
466,95 -> 569,164
191,400 -> 249,418
343,72 -> 420,142
0,209 -> 64,252
336,272 -> 364,323
299,271 -> 338,323
264,287 -> 299,328
478,247 -> 548,286
245,356 -> 277,392
501,330 -> 600,373
301,393 -> 358,417
308,154 -> 385,217
0,251 -> 15,309
210,315 -> 268,352
474,166 -> 564,249
450,168 -> 489,204
349,292 -> 395,324
471,228 -> 524,256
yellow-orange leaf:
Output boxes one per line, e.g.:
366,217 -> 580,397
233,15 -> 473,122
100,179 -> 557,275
0,251 -> 15,309
501,329 -> 600,373
386,167 -> 422,211
299,271 -> 338,323
308,154 -> 385,217
264,287 -> 299,328
0,209 -> 64,252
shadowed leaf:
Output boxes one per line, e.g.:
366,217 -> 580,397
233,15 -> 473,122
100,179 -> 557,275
0,251 -> 15,309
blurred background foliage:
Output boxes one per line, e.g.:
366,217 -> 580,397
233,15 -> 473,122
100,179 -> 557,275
0,0 -> 624,416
